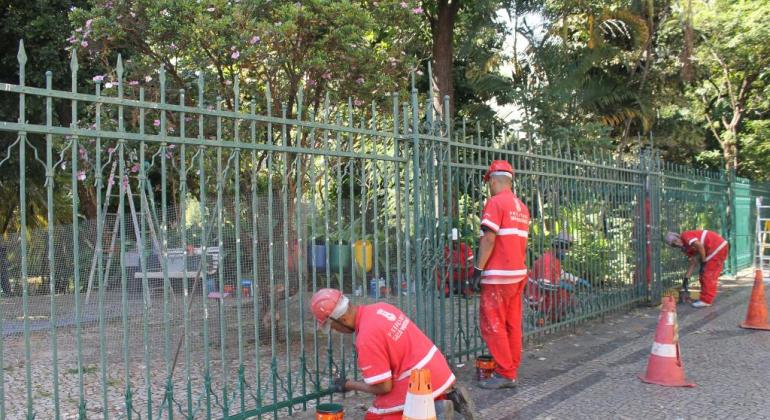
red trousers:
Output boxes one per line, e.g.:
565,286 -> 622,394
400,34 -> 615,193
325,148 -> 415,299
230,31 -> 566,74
363,395 -> 446,419
365,412 -> 402,420
699,245 -> 728,304
479,282 -> 525,380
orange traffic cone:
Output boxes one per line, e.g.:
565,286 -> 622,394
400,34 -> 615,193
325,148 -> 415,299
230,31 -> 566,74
402,368 -> 436,420
639,295 -> 695,387
739,269 -> 770,330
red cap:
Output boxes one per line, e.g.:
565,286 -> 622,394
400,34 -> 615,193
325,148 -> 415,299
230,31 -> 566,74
483,160 -> 514,182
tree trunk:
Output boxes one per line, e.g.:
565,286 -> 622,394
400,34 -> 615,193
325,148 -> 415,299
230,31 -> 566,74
431,1 -> 460,120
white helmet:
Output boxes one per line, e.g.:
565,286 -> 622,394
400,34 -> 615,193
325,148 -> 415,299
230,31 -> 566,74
553,232 -> 574,247
664,232 -> 681,247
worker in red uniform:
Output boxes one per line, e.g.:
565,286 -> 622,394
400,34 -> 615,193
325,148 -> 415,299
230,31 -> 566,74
470,160 -> 530,389
436,237 -> 475,297
309,288 -> 474,419
528,233 -> 591,323
665,230 -> 729,307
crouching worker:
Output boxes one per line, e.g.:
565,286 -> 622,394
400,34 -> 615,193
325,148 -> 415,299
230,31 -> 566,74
664,230 -> 729,308
310,288 -> 474,419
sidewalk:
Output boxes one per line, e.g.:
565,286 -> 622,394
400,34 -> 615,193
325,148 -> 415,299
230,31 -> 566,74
297,270 -> 770,419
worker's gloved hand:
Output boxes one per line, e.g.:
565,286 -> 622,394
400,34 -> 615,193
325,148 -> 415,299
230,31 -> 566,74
471,267 -> 483,292
330,377 -> 348,394
559,282 -> 575,292
576,278 -> 592,289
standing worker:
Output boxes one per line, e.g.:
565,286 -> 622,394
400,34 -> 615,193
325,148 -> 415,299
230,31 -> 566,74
664,230 -> 729,307
310,288 -> 474,419
471,160 -> 531,389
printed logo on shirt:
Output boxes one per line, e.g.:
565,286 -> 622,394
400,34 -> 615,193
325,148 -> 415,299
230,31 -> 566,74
360,365 -> 373,371
376,308 -> 397,322
509,211 -> 529,224
388,313 -> 410,341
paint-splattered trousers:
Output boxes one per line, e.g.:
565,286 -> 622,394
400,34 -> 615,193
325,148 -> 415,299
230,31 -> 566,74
699,245 -> 728,304
479,281 -> 525,380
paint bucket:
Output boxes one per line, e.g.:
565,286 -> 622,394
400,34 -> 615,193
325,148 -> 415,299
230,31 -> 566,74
475,355 -> 496,381
316,403 -> 344,419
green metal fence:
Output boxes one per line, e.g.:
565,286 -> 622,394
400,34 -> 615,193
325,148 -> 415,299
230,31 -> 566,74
0,42 -> 769,419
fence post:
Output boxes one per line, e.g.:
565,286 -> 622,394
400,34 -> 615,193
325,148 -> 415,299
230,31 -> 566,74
643,147 -> 663,304
727,168 -> 737,276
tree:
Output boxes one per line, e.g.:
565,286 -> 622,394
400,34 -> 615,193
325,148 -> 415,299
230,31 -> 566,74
688,0 -> 770,173
421,0 -> 512,119
0,0 -> 86,235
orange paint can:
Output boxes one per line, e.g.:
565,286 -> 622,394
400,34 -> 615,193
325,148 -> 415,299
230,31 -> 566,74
316,403 -> 344,419
476,355 -> 496,381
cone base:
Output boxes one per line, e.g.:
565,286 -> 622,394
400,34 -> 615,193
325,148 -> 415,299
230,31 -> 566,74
739,322 -> 770,330
639,374 -> 695,388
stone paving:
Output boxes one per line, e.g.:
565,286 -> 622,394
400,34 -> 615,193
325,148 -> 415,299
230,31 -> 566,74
295,270 -> 770,419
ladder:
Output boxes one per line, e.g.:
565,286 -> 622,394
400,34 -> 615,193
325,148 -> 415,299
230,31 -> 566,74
756,197 -> 770,281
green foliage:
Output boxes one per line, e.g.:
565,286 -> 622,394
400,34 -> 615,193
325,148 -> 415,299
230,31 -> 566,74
68,0 -> 423,110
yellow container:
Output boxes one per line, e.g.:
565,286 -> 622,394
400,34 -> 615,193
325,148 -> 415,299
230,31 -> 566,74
353,240 -> 373,273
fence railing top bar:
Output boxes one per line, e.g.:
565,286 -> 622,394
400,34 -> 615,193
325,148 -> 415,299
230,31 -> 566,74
661,173 -> 728,189
0,121 -> 409,163
1,83 -> 428,141
449,139 -> 645,175
448,161 -> 644,187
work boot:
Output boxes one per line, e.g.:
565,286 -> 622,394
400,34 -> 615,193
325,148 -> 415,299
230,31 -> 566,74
478,373 -> 517,389
691,300 -> 712,308
434,399 -> 455,420
446,385 -> 476,419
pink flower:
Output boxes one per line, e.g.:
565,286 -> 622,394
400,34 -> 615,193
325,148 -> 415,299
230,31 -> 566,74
355,77 -> 365,85
144,75 -> 152,82
231,50 -> 240,60
400,2 -> 408,8
107,147 -> 115,154
168,144 -> 176,149
322,72 -> 332,80
166,152 -> 173,159
75,27 -> 83,33
107,176 -> 115,187
77,170 -> 86,181
130,11 -> 136,18
131,163 -> 139,173
79,147 -> 88,160
68,36 -> 78,44
81,40 -> 89,48
92,75 -> 104,82
307,79 -> 317,86
85,19 -> 93,28
207,7 -> 215,12
153,119 -> 161,127
104,82 -> 114,89
128,80 -> 139,86
225,80 -> 232,85
250,35 -> 260,45
412,7 -> 423,14
354,98 -> 364,106
169,43 -> 177,52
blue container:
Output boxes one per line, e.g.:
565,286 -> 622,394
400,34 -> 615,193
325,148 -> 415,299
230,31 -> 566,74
308,245 -> 327,271
206,279 -> 217,292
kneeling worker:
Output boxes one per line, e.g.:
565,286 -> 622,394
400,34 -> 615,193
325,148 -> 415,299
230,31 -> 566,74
310,288 -> 473,419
